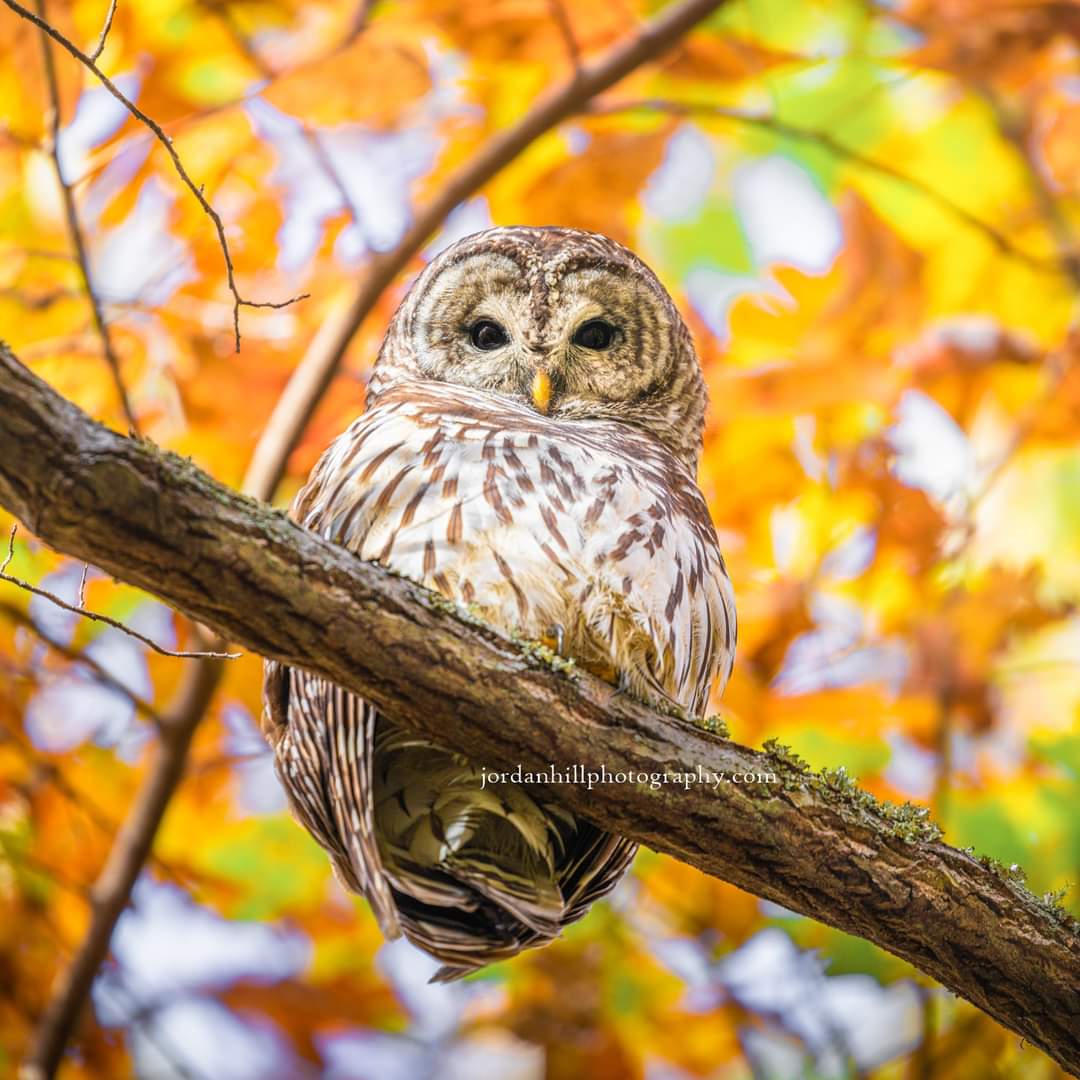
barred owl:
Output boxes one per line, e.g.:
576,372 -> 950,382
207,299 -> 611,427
262,226 -> 736,981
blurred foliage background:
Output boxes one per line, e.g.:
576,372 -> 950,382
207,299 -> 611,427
2,0 -> 1080,1076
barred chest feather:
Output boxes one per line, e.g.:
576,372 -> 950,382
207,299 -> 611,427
294,379 -> 735,716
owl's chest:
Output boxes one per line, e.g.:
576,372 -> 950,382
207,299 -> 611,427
295,395 -> 733,710
307,408 -> 669,637
353,430 -> 609,630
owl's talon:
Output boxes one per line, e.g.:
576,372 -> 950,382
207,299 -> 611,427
541,623 -> 567,657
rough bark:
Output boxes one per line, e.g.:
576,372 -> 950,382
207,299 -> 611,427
1,344 -> 1078,1075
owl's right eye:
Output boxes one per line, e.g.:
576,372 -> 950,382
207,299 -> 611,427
469,320 -> 509,350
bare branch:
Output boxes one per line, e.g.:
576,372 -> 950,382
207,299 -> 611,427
344,0 -> 377,46
87,0 -> 116,62
1,344 -> 1078,1076
0,600 -> 165,725
547,0 -> 582,71
241,0 -> 734,502
34,0 -> 138,430
3,0 -> 308,351
588,98 -> 1065,277
0,525 -> 240,659
977,85 -> 1080,289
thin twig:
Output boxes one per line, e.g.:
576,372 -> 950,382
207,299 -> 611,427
13,247 -> 78,262
87,0 -> 116,62
34,0 -> 138,430
547,0 -> 582,70
0,600 -> 165,726
588,98 -> 1064,276
977,84 -> 1080,289
3,0 -> 308,352
0,526 -> 240,659
48,0 -> 385,196
344,0 -> 377,48
242,0 -> 732,502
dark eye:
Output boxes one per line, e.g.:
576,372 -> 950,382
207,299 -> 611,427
573,319 -> 616,350
469,319 -> 509,350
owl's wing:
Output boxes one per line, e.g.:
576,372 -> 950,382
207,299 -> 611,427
262,660 -> 401,939
559,827 -> 638,926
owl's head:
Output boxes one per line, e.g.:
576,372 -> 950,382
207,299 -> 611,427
369,226 -> 708,471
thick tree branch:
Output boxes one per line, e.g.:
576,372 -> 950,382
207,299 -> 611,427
2,346 -> 1078,1073
240,0 -> 731,500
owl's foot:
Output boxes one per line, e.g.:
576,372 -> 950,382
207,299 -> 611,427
541,623 -> 567,657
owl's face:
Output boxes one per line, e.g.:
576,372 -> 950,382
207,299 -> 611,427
371,227 -> 707,470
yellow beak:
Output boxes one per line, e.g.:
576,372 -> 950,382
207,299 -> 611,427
531,369 -> 552,414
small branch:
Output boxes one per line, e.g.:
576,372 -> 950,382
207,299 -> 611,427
1,343 -> 1078,1076
35,0 -> 137,431
22,645 -> 224,1080
589,98 -> 1064,277
977,84 -> 1080,290
241,0 -> 732,501
547,0 -> 582,71
343,0 -> 377,49
87,0 -> 116,62
0,525 -> 240,659
3,0 -> 308,351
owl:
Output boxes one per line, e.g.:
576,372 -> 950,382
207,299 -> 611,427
262,226 -> 736,981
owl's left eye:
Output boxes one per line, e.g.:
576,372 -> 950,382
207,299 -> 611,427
469,320 -> 509,350
573,319 -> 617,350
